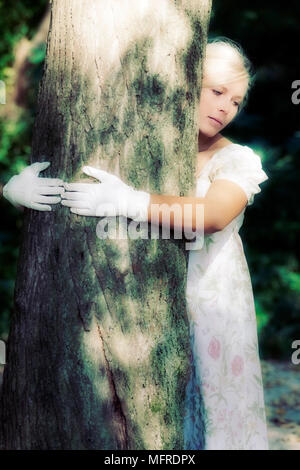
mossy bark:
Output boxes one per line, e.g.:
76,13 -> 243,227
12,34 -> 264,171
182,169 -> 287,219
0,0 -> 211,450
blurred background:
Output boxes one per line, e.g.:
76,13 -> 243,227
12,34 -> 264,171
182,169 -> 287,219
0,0 -> 299,449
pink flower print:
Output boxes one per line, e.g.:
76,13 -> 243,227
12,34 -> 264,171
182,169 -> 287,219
208,337 -> 221,360
231,355 -> 244,376
217,409 -> 227,423
235,409 -> 244,430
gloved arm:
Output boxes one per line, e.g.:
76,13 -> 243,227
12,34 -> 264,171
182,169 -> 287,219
61,165 -> 224,234
3,162 -> 64,211
61,165 -> 150,222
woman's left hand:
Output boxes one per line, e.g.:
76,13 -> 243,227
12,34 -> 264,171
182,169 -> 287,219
3,162 -> 65,211
61,165 -> 150,222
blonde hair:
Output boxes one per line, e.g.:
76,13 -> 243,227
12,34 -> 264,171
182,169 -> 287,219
202,37 -> 255,113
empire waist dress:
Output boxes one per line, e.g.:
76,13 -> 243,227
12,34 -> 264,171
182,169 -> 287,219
183,143 -> 269,450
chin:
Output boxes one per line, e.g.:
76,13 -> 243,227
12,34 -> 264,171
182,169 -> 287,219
199,126 -> 219,138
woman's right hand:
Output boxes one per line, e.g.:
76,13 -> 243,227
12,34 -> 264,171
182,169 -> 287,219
3,162 -> 65,211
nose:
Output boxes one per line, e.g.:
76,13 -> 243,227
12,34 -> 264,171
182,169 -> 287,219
218,96 -> 230,114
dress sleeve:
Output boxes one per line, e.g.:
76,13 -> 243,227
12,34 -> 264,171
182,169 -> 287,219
210,145 -> 269,206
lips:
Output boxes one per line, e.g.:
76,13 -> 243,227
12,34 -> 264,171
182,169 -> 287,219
208,116 -> 223,125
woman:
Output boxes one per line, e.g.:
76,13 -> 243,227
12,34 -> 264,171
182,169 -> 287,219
61,38 -> 269,450
181,39 -> 270,450
3,38 -> 269,450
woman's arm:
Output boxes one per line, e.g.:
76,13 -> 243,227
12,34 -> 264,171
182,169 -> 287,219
62,165 -> 248,235
147,179 -> 248,234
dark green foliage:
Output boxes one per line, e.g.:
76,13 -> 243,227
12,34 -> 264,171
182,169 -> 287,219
0,1 -> 48,339
0,0 -> 48,71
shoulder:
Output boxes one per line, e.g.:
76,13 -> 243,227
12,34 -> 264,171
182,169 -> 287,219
212,143 -> 264,171
209,143 -> 269,206
210,143 -> 269,186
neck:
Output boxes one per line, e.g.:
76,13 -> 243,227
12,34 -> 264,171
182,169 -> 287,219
198,132 -> 222,152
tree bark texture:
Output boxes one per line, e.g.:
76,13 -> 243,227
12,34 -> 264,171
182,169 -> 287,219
0,0 -> 211,450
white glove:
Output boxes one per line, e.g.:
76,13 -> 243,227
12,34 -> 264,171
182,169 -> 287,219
3,162 -> 65,211
61,165 -> 150,222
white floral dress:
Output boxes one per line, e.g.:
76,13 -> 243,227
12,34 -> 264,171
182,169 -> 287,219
183,143 -> 269,450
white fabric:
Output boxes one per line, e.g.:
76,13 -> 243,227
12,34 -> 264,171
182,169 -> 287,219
62,165 -> 150,222
3,162 -> 64,211
211,144 -> 269,206
183,143 -> 269,450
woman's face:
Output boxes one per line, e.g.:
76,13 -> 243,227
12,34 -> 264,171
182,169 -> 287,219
197,78 -> 248,138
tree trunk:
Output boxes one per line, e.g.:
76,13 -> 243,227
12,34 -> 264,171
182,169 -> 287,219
0,0 -> 211,450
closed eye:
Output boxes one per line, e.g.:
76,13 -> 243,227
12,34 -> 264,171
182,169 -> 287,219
213,89 -> 240,108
